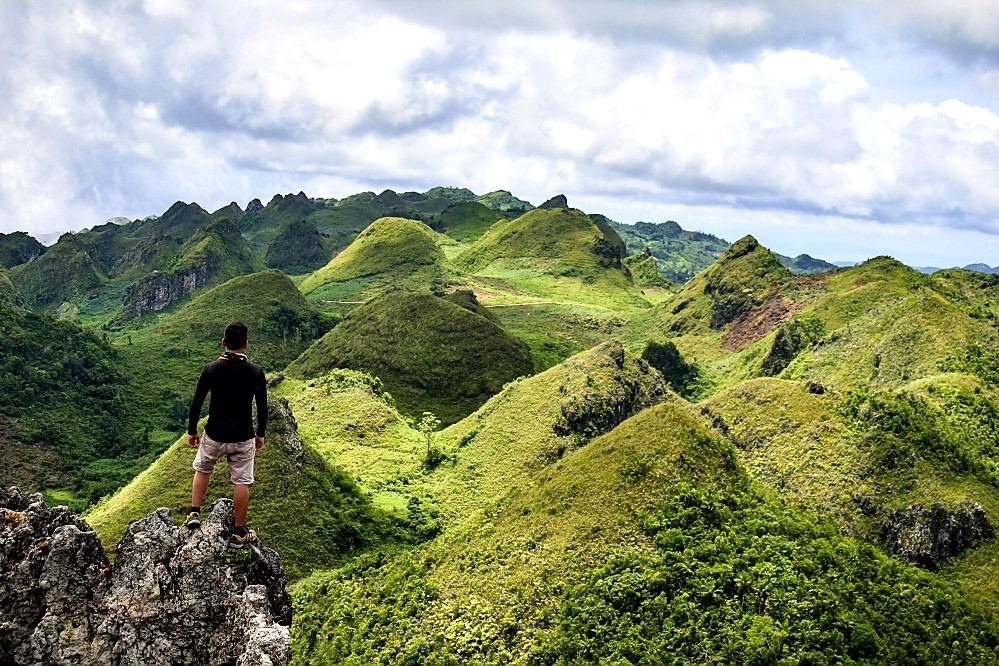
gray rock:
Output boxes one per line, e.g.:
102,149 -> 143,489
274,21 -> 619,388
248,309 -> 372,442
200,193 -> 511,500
0,486 -> 290,665
882,501 -> 994,568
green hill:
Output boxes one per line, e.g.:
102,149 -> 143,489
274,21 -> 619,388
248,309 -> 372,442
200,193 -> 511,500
0,266 -> 16,306
120,218 -> 262,318
119,270 -> 335,447
300,217 -> 458,303
643,239 -> 995,397
83,398 -> 401,580
10,233 -> 105,311
292,395 -> 999,664
456,207 -> 648,311
265,218 -> 329,274
0,230 -> 46,268
286,291 -> 533,424
436,201 -> 502,243
0,302 -> 145,506
281,340 -> 669,528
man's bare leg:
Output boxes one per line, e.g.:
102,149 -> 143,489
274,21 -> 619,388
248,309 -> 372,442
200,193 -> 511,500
233,484 -> 249,527
191,471 -> 211,509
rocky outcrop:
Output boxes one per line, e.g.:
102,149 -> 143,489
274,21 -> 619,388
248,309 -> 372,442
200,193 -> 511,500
882,502 -> 994,568
553,341 -> 669,439
121,261 -> 215,316
0,486 -> 290,665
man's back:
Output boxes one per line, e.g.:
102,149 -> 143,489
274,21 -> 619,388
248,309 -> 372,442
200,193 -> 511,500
188,355 -> 267,444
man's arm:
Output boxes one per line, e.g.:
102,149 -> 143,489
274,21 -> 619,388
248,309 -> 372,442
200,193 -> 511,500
187,366 -> 211,445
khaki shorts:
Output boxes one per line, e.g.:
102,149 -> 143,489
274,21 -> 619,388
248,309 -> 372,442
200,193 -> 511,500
192,432 -> 256,485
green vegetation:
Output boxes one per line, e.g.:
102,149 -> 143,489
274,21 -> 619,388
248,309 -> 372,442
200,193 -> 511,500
287,291 -> 533,424
612,219 -> 729,283
436,201 -> 502,243
292,399 -> 999,664
301,217 -> 459,302
10,233 -> 105,310
265,218 -> 330,274
0,303 -> 146,503
0,266 -> 16,306
84,399 -> 415,580
0,230 -> 45,268
456,207 -> 649,312
4,187 -> 999,663
117,270 -> 334,447
623,249 -> 673,289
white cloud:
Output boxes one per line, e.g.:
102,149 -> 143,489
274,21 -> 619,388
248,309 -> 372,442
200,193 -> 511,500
2,1 -> 999,266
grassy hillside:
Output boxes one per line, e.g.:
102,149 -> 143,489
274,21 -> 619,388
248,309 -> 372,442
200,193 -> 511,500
300,217 -> 459,303
0,266 -> 16,306
436,201 -> 502,244
280,341 -> 667,539
84,398 -> 404,580
119,218 -> 262,319
0,230 -> 46,268
456,207 -> 649,312
117,270 -> 335,447
612,219 -> 730,283
10,233 -> 105,311
292,396 -> 999,664
286,291 -> 533,424
644,239 -> 996,398
0,303 -> 146,506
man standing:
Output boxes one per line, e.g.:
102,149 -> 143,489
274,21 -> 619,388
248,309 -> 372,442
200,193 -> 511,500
185,322 -> 267,548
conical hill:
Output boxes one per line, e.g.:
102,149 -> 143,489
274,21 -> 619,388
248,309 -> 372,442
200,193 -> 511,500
300,217 -> 456,302
647,242 -> 995,397
286,290 -> 534,424
83,398 -> 387,580
293,381 -> 999,663
119,270 -> 334,447
455,206 -> 647,310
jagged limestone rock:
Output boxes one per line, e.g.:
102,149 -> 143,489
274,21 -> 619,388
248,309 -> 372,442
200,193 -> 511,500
882,502 -> 994,568
0,486 -> 290,665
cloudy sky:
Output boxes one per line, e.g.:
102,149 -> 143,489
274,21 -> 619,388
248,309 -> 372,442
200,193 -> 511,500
3,0 -> 999,267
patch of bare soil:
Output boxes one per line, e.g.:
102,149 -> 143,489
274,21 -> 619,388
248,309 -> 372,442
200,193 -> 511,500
721,286 -> 803,351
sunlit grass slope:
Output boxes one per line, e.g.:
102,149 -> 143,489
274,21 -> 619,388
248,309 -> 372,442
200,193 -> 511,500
286,291 -> 533,424
300,217 -> 460,303
436,201 -> 502,244
84,399 -> 391,580
701,377 -> 999,534
456,207 -> 650,312
116,270 -> 334,446
281,341 -> 668,529
292,397 -> 999,664
647,239 -> 996,397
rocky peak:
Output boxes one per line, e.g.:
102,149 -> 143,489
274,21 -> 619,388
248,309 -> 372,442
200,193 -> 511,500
246,198 -> 264,214
0,486 -> 290,665
539,193 -> 569,209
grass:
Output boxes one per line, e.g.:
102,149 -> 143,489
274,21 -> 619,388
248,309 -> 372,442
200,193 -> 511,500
300,217 -> 461,302
286,291 -> 534,425
291,394 -> 999,664
112,270 -> 334,450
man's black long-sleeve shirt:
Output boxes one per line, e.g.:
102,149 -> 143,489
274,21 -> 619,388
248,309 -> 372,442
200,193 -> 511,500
187,354 -> 267,443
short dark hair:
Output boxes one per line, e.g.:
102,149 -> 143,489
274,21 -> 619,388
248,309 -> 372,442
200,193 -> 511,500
223,322 -> 248,350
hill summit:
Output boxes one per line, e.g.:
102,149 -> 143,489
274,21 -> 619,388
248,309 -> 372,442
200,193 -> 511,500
300,217 -> 453,301
287,290 -> 533,424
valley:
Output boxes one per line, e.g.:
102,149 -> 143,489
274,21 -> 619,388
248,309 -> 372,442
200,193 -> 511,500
2,186 -> 998,663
